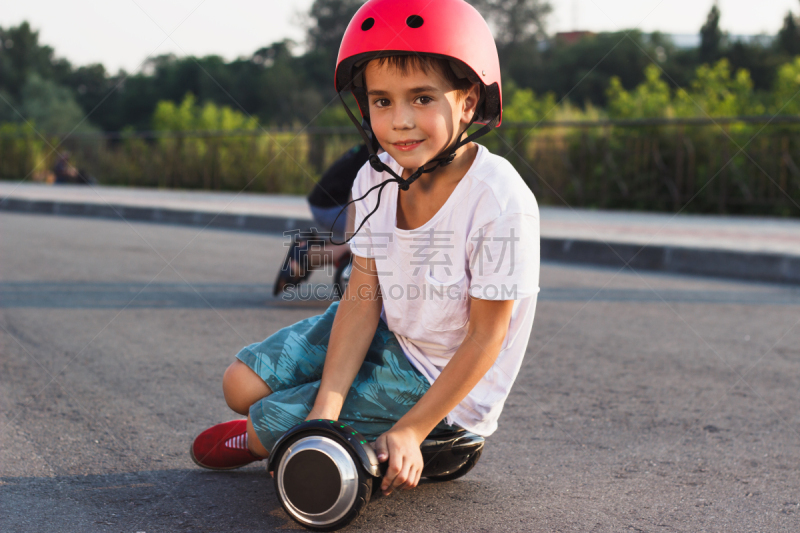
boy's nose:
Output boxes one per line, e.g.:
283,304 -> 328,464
391,104 -> 414,130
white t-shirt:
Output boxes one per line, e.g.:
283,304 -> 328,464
348,143 -> 540,436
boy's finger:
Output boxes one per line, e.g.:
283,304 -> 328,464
411,465 -> 421,489
399,466 -> 417,490
374,436 -> 389,462
390,461 -> 412,492
408,464 -> 419,489
380,464 -> 393,491
382,454 -> 403,493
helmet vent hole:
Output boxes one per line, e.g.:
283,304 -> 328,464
406,15 -> 424,28
361,17 -> 375,31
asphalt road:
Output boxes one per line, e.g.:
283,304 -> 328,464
1,212 -> 799,533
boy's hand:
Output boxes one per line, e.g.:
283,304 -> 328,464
373,426 -> 424,496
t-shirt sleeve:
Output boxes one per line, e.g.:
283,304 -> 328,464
347,168 -> 375,259
467,213 -> 540,300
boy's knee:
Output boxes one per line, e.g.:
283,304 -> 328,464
223,360 -> 272,416
222,363 -> 246,415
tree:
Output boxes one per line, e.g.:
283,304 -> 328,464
252,40 -> 295,68
772,57 -> 800,115
0,22 -> 67,100
306,0 -> 364,57
18,73 -> 96,133
606,64 -> 671,119
62,63 -> 108,124
502,81 -> 556,122
699,3 -> 724,64
468,0 -> 552,47
674,59 -> 762,117
152,93 -> 258,132
776,10 -> 800,56
526,31 -> 661,108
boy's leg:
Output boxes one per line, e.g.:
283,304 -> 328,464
223,360 -> 273,416
233,301 -> 340,394
246,414 -> 270,457
336,320 -> 460,441
231,301 -> 341,454
192,302 -> 342,470
248,381 -> 322,455
245,316 -> 459,457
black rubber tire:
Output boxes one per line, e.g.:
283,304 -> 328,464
273,238 -> 314,297
370,472 -> 383,497
273,435 -> 373,532
425,448 -> 483,482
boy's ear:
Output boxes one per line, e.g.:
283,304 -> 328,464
461,83 -> 481,124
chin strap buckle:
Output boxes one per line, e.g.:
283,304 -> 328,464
440,151 -> 457,167
368,154 -> 385,172
398,167 -> 425,191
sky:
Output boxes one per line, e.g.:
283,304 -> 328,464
1,0 -> 798,75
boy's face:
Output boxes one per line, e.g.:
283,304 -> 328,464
364,59 -> 477,171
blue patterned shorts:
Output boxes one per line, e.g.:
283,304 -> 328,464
235,300 -> 459,453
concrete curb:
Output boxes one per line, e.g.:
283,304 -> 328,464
0,197 -> 310,234
541,238 -> 800,285
3,197 -> 799,285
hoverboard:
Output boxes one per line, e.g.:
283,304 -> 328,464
268,419 -> 484,531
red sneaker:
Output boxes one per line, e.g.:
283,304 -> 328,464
190,419 -> 266,470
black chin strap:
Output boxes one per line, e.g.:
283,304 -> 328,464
328,91 -> 499,246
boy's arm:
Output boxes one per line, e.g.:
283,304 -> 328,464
374,296 -> 515,495
306,254 -> 383,420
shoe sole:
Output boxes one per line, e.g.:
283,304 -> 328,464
189,441 -> 254,471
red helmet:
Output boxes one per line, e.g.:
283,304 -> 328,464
335,0 -> 502,127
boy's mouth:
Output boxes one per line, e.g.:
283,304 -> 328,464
392,139 -> 424,152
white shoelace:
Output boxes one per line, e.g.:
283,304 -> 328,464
224,434 -> 248,450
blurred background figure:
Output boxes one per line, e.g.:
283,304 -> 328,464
52,151 -> 96,185
272,144 -> 370,296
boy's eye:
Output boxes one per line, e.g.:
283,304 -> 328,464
416,96 -> 432,104
373,98 -> 390,107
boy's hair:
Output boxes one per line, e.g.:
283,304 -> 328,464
368,55 -> 477,100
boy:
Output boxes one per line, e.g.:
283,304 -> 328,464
191,0 -> 540,498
